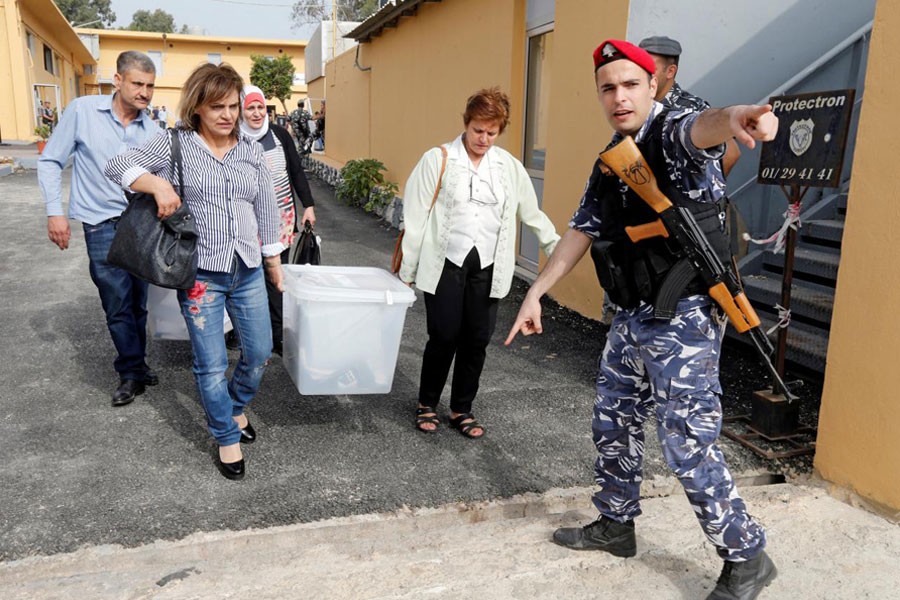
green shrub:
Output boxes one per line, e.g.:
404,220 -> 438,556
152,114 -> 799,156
337,158 -> 399,213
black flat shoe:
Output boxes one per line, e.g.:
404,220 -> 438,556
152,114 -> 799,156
239,419 -> 257,444
112,379 -> 145,407
217,458 -> 245,480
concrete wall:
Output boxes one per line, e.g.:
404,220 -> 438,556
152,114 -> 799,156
78,29 -> 308,122
814,0 -> 900,512
628,0 -> 876,106
305,21 -> 360,83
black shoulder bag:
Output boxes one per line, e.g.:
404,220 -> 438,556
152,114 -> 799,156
107,129 -> 198,289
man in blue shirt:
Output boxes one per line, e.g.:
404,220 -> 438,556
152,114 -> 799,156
506,40 -> 780,599
39,51 -> 161,407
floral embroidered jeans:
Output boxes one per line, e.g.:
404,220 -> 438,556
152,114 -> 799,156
178,256 -> 272,446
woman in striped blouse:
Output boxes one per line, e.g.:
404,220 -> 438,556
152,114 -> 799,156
239,84 -> 315,356
105,63 -> 283,481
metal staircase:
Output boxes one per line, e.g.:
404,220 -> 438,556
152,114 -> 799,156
722,21 -> 871,375
732,189 -> 847,372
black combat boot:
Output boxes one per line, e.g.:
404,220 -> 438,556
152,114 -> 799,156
706,551 -> 777,599
552,516 -> 636,557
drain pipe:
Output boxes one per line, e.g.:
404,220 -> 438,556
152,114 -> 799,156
354,45 -> 372,72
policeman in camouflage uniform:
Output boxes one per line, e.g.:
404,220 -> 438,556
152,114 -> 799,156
289,100 -> 311,148
506,40 -> 780,600
640,35 -> 709,111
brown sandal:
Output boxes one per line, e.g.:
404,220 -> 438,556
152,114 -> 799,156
415,407 -> 440,433
449,413 -> 484,438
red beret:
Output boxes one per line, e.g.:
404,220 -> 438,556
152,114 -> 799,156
592,39 -> 656,75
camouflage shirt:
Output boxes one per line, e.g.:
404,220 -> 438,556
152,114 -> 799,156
290,108 -> 311,130
569,102 -> 726,238
662,82 -> 710,112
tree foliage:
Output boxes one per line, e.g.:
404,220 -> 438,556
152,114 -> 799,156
125,9 -> 177,33
54,0 -> 116,28
290,0 -> 380,28
249,54 -> 296,114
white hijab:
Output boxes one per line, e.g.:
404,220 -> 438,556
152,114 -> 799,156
239,84 -> 269,141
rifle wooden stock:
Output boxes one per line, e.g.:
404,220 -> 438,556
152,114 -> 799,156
599,137 -> 673,213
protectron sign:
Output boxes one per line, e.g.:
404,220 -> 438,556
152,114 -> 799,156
757,89 -> 855,188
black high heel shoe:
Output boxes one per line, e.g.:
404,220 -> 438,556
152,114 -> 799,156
239,419 -> 256,444
217,457 -> 245,480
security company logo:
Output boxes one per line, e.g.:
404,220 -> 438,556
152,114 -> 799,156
625,159 -> 651,186
789,118 -> 815,157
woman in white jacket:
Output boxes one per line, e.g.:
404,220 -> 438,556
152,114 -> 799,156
399,87 -> 559,438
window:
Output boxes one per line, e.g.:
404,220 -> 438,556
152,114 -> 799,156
208,53 -> 222,65
147,51 -> 163,76
43,44 -> 54,75
524,30 -> 554,171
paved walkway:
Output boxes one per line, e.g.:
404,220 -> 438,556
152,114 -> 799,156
2,483 -> 898,599
1,157 -> 894,598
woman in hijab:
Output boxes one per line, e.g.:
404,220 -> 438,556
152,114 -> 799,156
240,85 -> 316,355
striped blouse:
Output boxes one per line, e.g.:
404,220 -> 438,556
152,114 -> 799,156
260,131 -> 297,248
104,129 -> 283,273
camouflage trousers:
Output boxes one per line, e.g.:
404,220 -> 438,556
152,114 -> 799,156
591,295 -> 766,560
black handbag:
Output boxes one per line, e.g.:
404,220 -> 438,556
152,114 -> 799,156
107,129 -> 198,290
289,222 -> 321,265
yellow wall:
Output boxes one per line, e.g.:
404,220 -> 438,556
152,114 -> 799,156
78,29 -> 308,125
323,49 -> 369,164
325,0 -> 526,191
307,77 -> 326,105
0,0 -> 94,141
814,0 -> 900,510
539,0 -> 629,319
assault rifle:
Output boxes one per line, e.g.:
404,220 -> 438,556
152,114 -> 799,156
599,136 -> 795,400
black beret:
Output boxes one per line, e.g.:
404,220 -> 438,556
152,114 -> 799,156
638,35 -> 682,57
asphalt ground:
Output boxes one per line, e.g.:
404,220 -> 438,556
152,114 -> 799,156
0,167 -> 820,562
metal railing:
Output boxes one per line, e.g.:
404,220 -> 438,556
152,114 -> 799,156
728,21 -> 872,201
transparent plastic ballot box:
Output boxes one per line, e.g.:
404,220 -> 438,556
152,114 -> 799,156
282,265 -> 416,395
147,284 -> 233,341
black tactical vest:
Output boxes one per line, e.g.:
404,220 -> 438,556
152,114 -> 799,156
589,111 -> 731,314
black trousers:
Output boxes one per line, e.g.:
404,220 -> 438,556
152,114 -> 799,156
264,247 -> 291,346
419,248 -> 499,415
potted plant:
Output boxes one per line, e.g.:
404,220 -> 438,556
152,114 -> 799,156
34,124 -> 51,154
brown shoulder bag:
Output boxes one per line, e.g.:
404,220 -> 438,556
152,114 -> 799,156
390,145 -> 448,274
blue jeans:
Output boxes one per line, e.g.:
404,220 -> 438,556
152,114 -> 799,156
83,220 -> 150,381
178,257 -> 272,446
